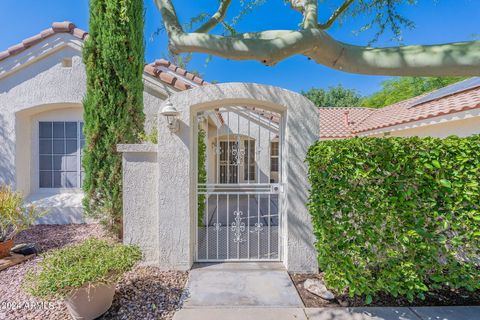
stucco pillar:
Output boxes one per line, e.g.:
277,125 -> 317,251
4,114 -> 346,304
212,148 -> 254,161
118,144 -> 160,265
281,93 -> 319,273
155,100 -> 195,271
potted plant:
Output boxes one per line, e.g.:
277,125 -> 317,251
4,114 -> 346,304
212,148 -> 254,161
24,239 -> 142,320
0,185 -> 40,258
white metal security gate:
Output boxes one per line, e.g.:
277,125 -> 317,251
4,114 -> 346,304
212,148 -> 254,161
195,106 -> 282,261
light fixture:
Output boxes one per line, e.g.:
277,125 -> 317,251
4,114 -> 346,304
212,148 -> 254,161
160,101 -> 180,132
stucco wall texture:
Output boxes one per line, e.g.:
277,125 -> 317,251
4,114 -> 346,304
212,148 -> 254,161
0,35 -> 163,224
120,83 -> 320,272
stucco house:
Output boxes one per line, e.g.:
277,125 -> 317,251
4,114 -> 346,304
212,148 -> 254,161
1,21 -> 480,271
0,21 -> 286,229
0,21 -> 211,224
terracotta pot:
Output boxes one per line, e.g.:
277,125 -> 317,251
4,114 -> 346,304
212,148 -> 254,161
64,282 -> 116,320
0,239 -> 14,258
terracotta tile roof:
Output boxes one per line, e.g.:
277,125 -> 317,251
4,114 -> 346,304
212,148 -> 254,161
318,107 -> 376,138
352,84 -> 480,133
0,21 -> 88,61
319,79 -> 480,138
0,21 -> 208,92
143,59 -> 209,91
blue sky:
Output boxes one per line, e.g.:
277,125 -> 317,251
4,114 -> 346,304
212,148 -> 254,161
1,0 -> 478,95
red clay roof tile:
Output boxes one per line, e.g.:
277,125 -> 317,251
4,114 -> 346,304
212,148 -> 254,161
51,21 -> 75,32
22,34 -> 43,48
144,59 -> 208,91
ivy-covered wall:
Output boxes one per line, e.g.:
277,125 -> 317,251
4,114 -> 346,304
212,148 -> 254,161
307,136 -> 480,301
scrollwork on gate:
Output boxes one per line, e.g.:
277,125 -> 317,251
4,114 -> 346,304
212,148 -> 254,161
231,210 -> 246,243
231,144 -> 245,165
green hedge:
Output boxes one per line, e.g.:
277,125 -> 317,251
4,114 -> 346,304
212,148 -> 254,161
306,136 -> 480,301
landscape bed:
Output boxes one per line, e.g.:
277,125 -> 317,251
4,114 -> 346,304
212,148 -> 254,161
291,273 -> 480,308
0,224 -> 187,320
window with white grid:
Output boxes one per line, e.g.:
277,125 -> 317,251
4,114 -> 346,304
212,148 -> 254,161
39,121 -> 85,188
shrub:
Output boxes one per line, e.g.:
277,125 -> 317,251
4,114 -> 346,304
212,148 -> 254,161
82,0 -> 145,237
0,186 -> 43,242
138,127 -> 158,144
306,136 -> 480,301
197,128 -> 207,226
24,239 -> 142,299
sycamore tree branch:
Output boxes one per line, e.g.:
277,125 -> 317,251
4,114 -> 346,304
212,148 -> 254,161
195,0 -> 232,33
318,0 -> 355,29
156,0 -> 480,76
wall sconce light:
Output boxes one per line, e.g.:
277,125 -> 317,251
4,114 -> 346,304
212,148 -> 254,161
160,101 -> 180,132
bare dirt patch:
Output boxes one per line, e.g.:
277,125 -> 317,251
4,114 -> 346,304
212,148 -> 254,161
0,224 -> 187,320
291,273 -> 480,308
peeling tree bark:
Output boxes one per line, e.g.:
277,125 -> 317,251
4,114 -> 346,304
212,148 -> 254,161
155,0 -> 480,76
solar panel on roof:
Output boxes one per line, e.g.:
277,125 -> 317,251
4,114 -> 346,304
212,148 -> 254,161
409,77 -> 480,108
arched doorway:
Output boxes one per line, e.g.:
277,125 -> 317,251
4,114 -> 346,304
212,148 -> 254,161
120,82 -> 319,272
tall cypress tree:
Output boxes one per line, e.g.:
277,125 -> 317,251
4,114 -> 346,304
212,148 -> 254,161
83,0 -> 145,236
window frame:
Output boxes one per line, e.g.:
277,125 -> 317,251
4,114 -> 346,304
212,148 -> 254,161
37,120 -> 84,191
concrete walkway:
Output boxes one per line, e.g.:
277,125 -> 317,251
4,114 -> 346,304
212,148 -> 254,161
174,306 -> 480,320
174,263 -> 480,320
181,262 -> 303,308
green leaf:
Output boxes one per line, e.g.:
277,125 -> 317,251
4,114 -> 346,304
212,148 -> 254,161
365,295 -> 373,305
424,163 -> 433,170
439,179 -> 452,188
432,160 -> 441,169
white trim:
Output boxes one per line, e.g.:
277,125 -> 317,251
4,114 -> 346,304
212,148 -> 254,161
359,108 -> 480,136
37,120 -> 84,190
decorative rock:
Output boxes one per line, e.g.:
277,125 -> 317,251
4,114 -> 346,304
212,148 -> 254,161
338,299 -> 349,307
11,243 -> 38,256
303,278 -> 335,300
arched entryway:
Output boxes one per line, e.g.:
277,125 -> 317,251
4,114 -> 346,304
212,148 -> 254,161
120,82 -> 320,272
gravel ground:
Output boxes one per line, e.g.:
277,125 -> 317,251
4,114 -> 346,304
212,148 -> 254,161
0,224 -> 188,320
